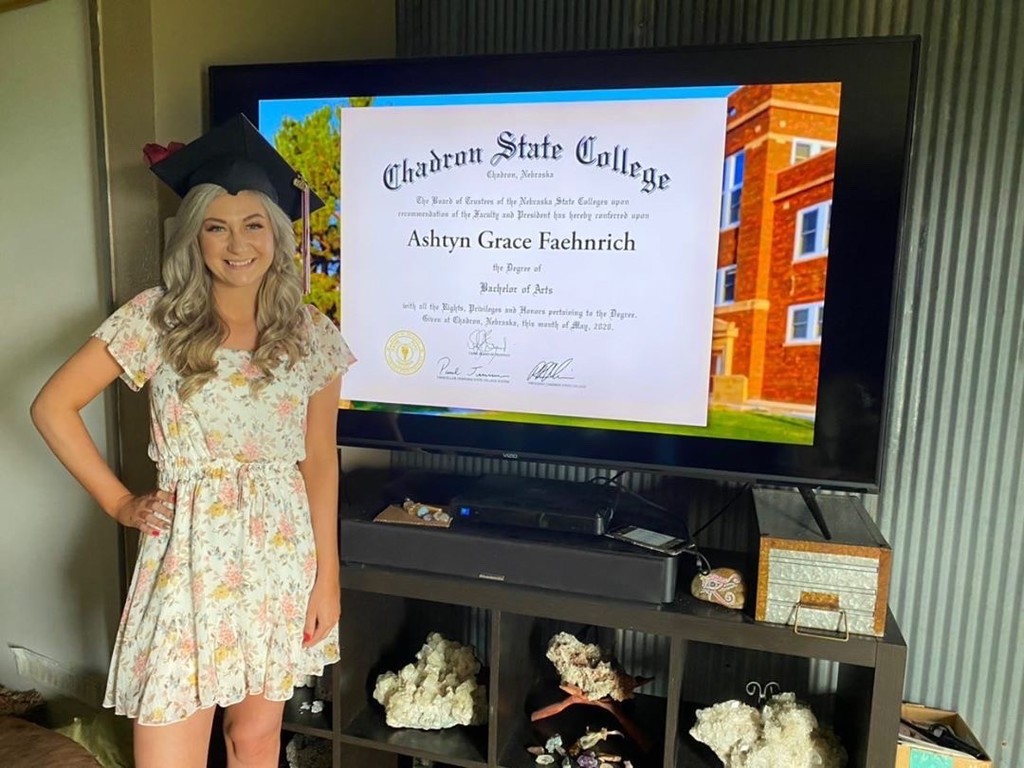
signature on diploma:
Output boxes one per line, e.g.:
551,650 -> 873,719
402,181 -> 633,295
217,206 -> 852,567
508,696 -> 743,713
438,356 -> 498,379
467,329 -> 508,356
527,358 -> 575,382
438,356 -> 463,376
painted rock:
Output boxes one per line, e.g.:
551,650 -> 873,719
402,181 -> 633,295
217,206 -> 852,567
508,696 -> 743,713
691,567 -> 746,610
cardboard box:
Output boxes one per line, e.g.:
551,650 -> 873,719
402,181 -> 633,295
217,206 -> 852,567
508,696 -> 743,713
897,703 -> 991,767
753,487 -> 892,637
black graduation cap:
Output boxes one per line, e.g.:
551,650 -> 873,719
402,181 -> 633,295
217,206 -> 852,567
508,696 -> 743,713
145,114 -> 325,221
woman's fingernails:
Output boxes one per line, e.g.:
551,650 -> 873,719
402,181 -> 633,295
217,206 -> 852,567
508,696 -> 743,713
151,530 -> 160,537
303,632 -> 311,642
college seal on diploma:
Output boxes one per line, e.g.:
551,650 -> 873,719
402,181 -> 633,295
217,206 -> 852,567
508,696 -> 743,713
384,330 -> 426,374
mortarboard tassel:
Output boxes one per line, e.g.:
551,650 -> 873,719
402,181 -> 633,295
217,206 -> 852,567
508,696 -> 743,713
295,174 -> 312,295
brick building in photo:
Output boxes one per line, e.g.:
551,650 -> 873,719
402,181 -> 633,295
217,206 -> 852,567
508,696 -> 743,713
711,83 -> 840,413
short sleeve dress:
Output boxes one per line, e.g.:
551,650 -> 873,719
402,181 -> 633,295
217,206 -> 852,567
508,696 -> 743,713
93,287 -> 356,725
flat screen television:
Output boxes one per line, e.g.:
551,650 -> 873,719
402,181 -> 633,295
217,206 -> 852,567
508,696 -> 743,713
210,36 -> 918,492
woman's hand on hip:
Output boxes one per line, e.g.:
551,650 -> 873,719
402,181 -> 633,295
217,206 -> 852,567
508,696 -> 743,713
114,490 -> 175,536
303,574 -> 341,648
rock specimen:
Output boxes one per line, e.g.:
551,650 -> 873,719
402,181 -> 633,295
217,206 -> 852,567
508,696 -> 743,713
690,567 -> 746,609
373,632 -> 487,729
689,692 -> 847,768
545,632 -> 635,702
284,733 -> 331,768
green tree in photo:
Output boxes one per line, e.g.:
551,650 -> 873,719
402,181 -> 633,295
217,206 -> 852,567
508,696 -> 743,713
307,272 -> 339,320
274,106 -> 341,322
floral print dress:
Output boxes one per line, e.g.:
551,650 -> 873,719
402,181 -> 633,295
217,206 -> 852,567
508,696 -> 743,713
93,287 -> 355,725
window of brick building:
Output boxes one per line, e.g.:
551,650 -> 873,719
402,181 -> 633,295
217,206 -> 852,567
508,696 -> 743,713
720,150 -> 744,229
787,301 -> 824,344
795,201 -> 831,259
715,265 -> 737,305
791,138 -> 834,164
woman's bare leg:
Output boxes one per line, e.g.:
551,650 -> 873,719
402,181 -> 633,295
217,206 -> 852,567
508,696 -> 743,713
133,706 -> 216,768
222,694 -> 287,768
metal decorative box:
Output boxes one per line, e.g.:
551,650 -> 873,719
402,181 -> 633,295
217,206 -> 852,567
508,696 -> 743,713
753,487 -> 892,638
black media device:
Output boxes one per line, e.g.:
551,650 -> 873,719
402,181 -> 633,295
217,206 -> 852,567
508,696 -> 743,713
448,475 -> 615,535
605,524 -> 690,556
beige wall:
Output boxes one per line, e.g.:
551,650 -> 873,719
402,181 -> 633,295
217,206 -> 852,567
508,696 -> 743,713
150,0 -> 396,143
0,0 -> 394,694
0,0 -> 119,692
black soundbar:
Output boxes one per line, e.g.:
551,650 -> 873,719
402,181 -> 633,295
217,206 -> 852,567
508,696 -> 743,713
340,511 -> 679,604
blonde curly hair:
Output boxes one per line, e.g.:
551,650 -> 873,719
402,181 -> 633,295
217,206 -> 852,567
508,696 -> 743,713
151,183 -> 307,400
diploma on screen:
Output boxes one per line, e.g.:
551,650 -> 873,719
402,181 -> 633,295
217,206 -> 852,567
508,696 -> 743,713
340,95 -> 727,427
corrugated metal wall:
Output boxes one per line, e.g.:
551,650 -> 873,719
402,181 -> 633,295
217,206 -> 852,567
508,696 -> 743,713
395,1 -> 1024,763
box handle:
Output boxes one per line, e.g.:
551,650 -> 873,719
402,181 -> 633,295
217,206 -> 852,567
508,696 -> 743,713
792,600 -> 850,642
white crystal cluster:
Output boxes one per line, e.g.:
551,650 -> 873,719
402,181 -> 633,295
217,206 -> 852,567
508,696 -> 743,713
546,632 -> 631,701
373,632 -> 487,729
690,692 -> 847,768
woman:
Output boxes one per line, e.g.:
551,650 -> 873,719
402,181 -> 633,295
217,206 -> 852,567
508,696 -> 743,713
30,115 -> 354,768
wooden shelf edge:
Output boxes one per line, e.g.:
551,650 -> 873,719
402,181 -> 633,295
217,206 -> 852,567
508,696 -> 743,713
342,564 -> 897,667
339,704 -> 489,768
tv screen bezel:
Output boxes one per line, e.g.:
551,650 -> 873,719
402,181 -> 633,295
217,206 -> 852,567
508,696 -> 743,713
209,36 -> 919,492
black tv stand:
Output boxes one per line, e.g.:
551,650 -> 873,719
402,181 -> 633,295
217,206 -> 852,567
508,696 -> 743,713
796,485 -> 833,540
320,468 -> 907,767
